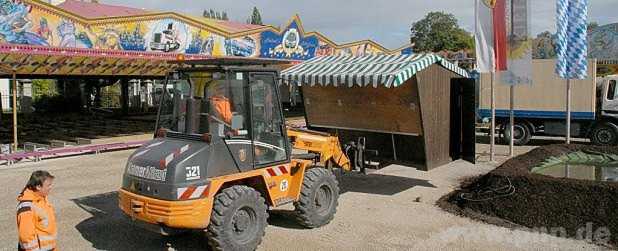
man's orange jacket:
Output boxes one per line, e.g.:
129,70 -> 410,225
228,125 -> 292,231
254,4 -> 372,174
211,95 -> 232,124
17,189 -> 57,251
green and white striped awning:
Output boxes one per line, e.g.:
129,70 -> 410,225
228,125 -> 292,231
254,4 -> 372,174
281,53 -> 470,88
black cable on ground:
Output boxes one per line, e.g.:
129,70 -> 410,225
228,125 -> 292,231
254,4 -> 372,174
458,177 -> 516,202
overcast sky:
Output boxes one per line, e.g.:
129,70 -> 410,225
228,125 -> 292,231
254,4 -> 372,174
105,0 -> 618,49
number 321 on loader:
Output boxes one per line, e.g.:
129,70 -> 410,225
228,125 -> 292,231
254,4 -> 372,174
118,58 -> 367,250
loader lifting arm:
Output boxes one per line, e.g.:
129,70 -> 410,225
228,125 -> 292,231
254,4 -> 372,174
287,127 -> 352,172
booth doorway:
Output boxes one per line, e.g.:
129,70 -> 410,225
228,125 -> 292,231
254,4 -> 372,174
450,78 -> 476,164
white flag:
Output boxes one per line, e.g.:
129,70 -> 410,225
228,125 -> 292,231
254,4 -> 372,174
475,0 -> 495,73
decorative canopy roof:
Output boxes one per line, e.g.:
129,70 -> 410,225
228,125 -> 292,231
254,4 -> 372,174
281,53 -> 470,88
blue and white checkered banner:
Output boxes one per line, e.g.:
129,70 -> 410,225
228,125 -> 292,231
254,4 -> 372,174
555,0 -> 589,80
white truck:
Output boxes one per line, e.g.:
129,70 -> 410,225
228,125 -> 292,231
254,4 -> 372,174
150,23 -> 181,52
479,59 -> 618,146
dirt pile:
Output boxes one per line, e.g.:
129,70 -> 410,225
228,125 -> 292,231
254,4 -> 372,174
439,144 -> 618,247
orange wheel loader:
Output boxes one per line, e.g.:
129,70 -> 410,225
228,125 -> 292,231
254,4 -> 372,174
118,58 -> 369,250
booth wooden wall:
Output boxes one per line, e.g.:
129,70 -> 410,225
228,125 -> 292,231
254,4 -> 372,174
416,64 -> 460,169
303,80 -> 423,135
301,64 -> 465,170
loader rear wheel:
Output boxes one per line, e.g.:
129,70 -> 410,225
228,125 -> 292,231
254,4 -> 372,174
206,185 -> 268,251
294,167 -> 339,228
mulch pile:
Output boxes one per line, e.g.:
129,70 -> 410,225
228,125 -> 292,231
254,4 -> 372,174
438,144 -> 618,247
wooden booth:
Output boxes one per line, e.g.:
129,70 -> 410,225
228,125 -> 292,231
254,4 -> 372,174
281,54 -> 475,170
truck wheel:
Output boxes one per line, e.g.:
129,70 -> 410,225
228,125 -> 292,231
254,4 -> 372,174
294,167 -> 339,228
590,123 -> 618,146
206,186 -> 268,251
502,122 -> 532,146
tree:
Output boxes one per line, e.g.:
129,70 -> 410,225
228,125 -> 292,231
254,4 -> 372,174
410,12 -> 474,52
249,7 -> 262,25
452,29 -> 474,52
533,31 -> 557,59
31,79 -> 57,101
203,9 -> 230,21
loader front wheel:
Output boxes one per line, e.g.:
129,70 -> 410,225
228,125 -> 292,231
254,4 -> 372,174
294,167 -> 339,228
206,185 -> 268,251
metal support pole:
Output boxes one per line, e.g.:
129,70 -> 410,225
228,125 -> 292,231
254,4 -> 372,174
12,71 -> 18,152
0,90 -> 3,125
0,76 -> 3,123
509,85 -> 514,157
121,79 -> 129,116
508,1 -> 514,158
566,79 -> 572,144
391,133 -> 397,161
490,72 -> 496,162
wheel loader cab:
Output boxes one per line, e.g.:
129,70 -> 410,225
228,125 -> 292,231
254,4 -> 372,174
121,64 -> 292,197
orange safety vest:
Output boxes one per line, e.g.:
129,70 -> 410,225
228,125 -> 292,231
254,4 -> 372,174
211,95 -> 232,124
17,189 -> 57,251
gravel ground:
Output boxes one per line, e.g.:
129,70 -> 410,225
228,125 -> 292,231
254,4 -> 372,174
0,144 -> 605,251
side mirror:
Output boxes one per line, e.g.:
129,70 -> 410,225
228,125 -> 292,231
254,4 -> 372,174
231,114 -> 244,130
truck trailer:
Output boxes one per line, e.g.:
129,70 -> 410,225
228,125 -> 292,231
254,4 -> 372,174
479,59 -> 618,146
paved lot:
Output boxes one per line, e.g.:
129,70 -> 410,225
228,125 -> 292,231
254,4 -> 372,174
0,141 -> 605,250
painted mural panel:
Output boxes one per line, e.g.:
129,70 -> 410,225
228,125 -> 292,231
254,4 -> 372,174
401,47 -> 413,55
260,20 -> 318,60
87,19 -> 256,57
0,0 -> 49,46
1,0 -> 111,49
318,41 -> 409,58
224,35 -> 259,57
144,19 -> 190,53
0,0 -> 263,58
336,43 -> 384,57
1,0 -> 402,64
315,41 -> 335,57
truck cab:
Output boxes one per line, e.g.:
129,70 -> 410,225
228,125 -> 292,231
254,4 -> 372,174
591,75 -> 618,145
598,75 -> 618,118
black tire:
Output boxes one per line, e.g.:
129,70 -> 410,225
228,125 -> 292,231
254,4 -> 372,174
206,186 -> 268,251
502,122 -> 532,146
294,167 -> 339,228
590,123 -> 618,146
